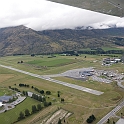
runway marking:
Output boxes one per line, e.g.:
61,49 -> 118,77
0,64 -> 104,95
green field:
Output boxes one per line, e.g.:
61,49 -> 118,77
26,58 -> 77,67
0,54 -> 124,124
0,88 -> 14,96
0,97 -> 41,124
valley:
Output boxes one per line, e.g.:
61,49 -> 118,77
0,54 -> 124,124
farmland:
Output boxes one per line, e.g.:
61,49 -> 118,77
0,87 -> 14,96
0,54 -> 124,124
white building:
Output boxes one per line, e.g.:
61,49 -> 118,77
0,102 -> 4,107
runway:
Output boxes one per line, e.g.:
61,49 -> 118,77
0,64 -> 104,95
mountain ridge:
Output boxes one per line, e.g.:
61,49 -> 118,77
0,25 -> 124,56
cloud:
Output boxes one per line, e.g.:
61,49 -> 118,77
0,0 -> 124,30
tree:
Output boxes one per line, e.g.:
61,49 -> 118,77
25,91 -> 28,96
18,111 -> 25,120
64,119 -> 65,123
37,104 -> 42,111
20,60 -> 23,63
31,54 -> 35,57
86,114 -> 96,123
38,96 -> 42,102
32,94 -> 38,100
25,109 -> 30,116
61,98 -> 64,103
57,91 -> 60,97
107,119 -> 110,123
42,97 -> 46,102
113,121 -> 115,124
32,105 -> 37,113
35,95 -> 38,100
91,114 -> 96,120
121,113 -> 123,117
43,101 -> 48,107
22,91 -> 25,95
86,118 -> 92,123
58,93 -> 60,97
26,84 -> 29,87
58,118 -> 62,124
40,90 -> 44,94
46,91 -> 51,95
57,91 -> 60,94
48,102 -> 52,106
32,94 -> 35,99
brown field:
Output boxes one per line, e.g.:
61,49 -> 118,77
0,74 -> 14,83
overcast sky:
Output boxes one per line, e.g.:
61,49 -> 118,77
0,0 -> 124,31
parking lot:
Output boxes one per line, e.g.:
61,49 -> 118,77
0,96 -> 26,113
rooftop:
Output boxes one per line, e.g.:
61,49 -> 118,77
0,96 -> 12,102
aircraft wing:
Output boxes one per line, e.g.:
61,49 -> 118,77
48,0 -> 124,17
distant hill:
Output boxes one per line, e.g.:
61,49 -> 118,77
0,25 -> 124,56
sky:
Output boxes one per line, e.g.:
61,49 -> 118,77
0,0 -> 124,31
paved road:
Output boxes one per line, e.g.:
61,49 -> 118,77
117,80 -> 124,89
97,100 -> 124,124
0,96 -> 26,113
0,64 -> 103,95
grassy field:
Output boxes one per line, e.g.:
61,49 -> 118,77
0,87 -> 15,96
26,58 -> 77,67
0,54 -> 121,74
0,97 -> 41,124
102,47 -> 124,51
16,105 -> 58,124
0,54 -> 124,124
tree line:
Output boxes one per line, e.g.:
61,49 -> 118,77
9,86 -> 20,92
19,83 -> 29,87
17,104 -> 42,121
32,86 -> 51,95
18,83 -> 51,95
63,49 -> 124,55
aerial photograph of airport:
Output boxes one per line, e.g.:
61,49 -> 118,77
0,0 -> 124,124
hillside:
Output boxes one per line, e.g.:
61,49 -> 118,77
0,25 -> 124,56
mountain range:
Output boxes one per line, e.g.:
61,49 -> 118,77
0,25 -> 124,56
